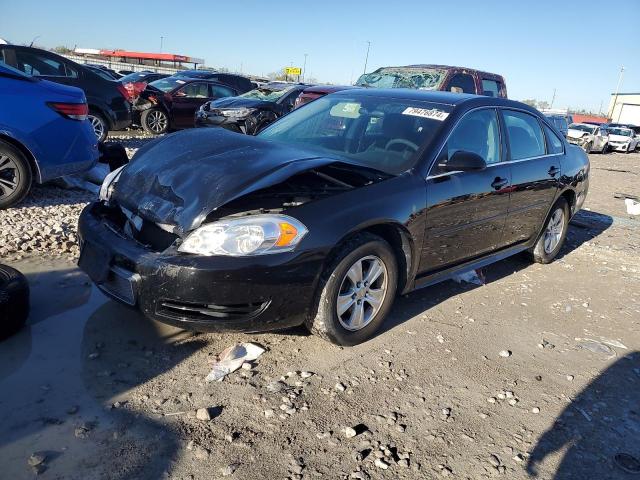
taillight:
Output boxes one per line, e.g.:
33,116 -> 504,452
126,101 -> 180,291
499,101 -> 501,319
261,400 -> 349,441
117,83 -> 135,102
48,102 -> 89,121
122,81 -> 147,99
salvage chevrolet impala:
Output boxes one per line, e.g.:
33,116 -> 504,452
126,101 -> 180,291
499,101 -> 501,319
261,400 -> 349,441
77,90 -> 589,345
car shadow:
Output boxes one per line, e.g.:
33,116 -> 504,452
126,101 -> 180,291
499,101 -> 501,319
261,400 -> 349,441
375,208 -> 614,338
526,352 -> 640,479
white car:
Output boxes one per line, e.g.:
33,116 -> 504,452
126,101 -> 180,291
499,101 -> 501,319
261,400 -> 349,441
607,127 -> 639,153
566,123 -> 609,153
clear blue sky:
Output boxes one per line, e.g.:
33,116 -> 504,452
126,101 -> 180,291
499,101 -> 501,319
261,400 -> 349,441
2,0 -> 638,112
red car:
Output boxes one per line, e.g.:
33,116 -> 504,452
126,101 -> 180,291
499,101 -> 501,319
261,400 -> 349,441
294,85 -> 359,109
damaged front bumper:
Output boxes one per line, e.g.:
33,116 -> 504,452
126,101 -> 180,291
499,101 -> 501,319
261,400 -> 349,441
609,142 -> 631,152
194,110 -> 249,134
77,202 -> 323,333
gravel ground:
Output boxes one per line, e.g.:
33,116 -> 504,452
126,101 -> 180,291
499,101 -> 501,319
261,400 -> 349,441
0,145 -> 639,480
0,135 -> 150,260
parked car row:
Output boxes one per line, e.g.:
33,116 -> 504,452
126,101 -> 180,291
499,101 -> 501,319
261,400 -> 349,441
566,122 -> 639,153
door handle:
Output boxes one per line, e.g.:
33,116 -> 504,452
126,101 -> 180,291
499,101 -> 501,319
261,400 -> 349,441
491,177 -> 508,190
548,166 -> 560,177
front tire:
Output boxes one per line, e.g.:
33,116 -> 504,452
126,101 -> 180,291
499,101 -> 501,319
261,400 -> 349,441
529,197 -> 569,264
141,108 -> 169,135
582,142 -> 592,153
601,143 -> 609,154
306,233 -> 398,346
0,141 -> 33,209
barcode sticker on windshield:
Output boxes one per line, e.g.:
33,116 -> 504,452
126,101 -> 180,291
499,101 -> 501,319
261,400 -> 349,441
402,107 -> 449,121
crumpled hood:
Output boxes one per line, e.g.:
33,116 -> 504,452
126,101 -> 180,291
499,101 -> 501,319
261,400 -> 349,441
112,128 -> 341,234
567,129 -> 590,139
209,97 -> 274,109
608,134 -> 631,143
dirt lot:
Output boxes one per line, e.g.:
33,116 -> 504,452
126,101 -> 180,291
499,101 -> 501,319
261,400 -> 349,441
0,146 -> 639,480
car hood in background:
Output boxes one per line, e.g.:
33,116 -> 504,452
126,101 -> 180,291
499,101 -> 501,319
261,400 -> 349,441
208,97 -> 275,110
112,129 -> 348,233
567,129 -> 590,139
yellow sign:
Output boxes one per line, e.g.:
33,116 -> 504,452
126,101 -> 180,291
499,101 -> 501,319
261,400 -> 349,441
285,67 -> 302,75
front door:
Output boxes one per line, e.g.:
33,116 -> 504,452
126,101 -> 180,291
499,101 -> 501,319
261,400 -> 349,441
500,110 -> 561,246
171,82 -> 212,128
420,108 -> 511,273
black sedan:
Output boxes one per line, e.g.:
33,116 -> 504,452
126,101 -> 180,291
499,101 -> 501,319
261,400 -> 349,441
78,90 -> 589,345
195,82 -> 309,135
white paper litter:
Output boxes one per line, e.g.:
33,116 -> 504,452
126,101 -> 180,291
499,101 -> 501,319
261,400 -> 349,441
452,269 -> 485,286
205,343 -> 265,382
625,198 -> 640,215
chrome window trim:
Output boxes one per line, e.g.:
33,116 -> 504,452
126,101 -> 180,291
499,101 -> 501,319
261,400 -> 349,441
426,106 -> 563,179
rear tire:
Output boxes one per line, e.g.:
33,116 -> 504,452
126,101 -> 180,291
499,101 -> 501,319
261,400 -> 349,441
0,264 -> 30,340
0,141 -> 32,209
529,197 -> 569,264
88,111 -> 108,142
141,108 -> 169,135
305,233 -> 398,346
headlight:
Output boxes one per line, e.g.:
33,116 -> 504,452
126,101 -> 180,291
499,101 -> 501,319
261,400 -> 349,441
98,165 -> 125,202
178,214 -> 308,256
219,107 -> 256,118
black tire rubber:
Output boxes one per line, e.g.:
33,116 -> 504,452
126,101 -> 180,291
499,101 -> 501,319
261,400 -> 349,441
88,111 -> 109,142
141,108 -> 169,135
601,143 -> 609,154
305,233 -> 398,346
0,141 -> 33,209
582,142 -> 592,153
529,197 -> 570,264
0,264 -> 30,340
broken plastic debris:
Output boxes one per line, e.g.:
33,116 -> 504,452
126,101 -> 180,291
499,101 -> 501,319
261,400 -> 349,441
576,339 -> 615,357
205,343 -> 265,382
625,198 -> 640,215
452,269 -> 485,286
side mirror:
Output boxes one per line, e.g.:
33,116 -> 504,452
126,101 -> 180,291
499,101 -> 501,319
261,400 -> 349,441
439,150 -> 486,172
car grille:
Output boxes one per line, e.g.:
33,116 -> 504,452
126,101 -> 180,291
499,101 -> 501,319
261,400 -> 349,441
157,299 -> 270,322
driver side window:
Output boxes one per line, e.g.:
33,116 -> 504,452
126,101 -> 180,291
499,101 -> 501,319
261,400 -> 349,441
435,109 -> 501,174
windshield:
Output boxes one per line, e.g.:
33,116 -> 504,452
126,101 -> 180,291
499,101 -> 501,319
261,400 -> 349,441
569,124 -> 596,134
257,95 -> 451,175
355,67 -> 446,90
608,127 -> 632,136
148,77 -> 187,92
240,85 -> 293,102
120,71 -> 152,83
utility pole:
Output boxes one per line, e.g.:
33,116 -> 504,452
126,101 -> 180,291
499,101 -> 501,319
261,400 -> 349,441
302,53 -> 308,83
363,41 -> 371,75
160,36 -> 164,53
550,88 -> 556,109
610,65 -> 624,121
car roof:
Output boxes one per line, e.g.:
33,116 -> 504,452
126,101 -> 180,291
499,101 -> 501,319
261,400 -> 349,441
303,85 -> 358,94
330,88 -> 531,110
376,64 -> 505,80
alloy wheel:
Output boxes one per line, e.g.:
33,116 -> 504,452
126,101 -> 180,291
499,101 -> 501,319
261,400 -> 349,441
88,114 -> 106,140
336,255 -> 388,331
0,154 -> 19,198
543,208 -> 565,254
146,110 -> 168,134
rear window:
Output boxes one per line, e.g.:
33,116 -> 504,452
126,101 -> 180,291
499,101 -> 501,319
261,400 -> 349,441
482,79 -> 500,97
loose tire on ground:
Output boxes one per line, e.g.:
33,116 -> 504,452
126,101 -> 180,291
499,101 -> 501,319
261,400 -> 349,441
0,140 -> 33,210
529,197 -> 570,264
141,108 -> 169,135
0,264 -> 30,340
305,232 -> 398,346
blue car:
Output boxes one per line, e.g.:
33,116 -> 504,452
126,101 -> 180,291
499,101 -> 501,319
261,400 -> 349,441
0,63 -> 98,208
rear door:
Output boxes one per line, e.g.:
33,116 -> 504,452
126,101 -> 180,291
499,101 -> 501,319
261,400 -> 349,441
421,108 -> 511,272
501,109 -> 561,247
171,82 -> 212,128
